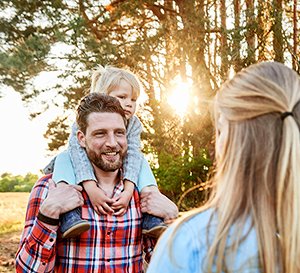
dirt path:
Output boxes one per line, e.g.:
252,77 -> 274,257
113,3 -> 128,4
0,231 -> 21,273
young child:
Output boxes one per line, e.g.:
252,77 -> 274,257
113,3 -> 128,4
45,65 -> 166,239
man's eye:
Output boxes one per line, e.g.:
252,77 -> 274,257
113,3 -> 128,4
116,131 -> 125,136
95,132 -> 105,137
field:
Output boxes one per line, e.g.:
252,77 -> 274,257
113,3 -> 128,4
0,192 -> 29,273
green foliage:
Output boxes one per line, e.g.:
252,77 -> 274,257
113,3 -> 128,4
0,172 -> 38,192
0,0 -> 298,207
154,149 -> 212,211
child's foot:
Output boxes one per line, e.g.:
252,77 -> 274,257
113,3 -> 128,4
142,213 -> 167,238
60,207 -> 90,239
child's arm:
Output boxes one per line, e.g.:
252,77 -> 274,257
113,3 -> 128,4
111,116 -> 144,216
123,116 -> 144,184
68,123 -> 114,214
68,123 -> 97,184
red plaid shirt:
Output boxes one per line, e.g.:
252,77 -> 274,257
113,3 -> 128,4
16,174 -> 155,273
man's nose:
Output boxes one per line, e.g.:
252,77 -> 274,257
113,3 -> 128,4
105,134 -> 118,147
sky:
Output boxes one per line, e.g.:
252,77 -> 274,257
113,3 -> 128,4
0,87 -> 56,175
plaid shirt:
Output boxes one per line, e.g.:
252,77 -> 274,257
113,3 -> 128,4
16,174 -> 155,273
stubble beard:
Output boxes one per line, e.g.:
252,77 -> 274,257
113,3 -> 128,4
86,147 -> 124,172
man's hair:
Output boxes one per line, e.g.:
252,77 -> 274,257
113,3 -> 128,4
76,92 -> 127,134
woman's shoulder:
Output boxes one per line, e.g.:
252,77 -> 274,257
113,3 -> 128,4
179,207 -> 215,232
164,208 -> 215,248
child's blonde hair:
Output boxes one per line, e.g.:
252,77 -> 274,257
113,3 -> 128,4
90,65 -> 141,100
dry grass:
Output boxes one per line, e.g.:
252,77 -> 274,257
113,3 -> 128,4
0,192 -> 29,235
0,192 -> 29,273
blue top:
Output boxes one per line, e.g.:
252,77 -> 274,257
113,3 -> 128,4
147,208 -> 260,273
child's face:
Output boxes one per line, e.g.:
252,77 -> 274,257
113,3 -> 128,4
109,79 -> 137,120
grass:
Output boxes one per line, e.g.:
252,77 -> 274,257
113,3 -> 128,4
0,192 -> 29,235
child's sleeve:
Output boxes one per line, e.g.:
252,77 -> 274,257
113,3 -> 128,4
123,116 -> 144,185
68,123 -> 97,184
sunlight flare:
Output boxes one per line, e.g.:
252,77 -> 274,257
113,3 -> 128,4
167,81 -> 191,118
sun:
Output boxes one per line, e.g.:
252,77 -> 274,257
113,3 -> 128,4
167,81 -> 191,118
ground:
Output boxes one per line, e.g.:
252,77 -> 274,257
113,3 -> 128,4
0,231 -> 21,273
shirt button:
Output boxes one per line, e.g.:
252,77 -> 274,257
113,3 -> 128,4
107,259 -> 111,262
42,262 -> 46,266
49,238 -> 54,242
107,231 -> 111,236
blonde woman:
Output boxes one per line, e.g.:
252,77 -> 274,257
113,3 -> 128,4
147,62 -> 300,273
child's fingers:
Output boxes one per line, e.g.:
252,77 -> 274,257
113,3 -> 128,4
111,202 -> 124,210
111,200 -> 123,208
111,196 -> 119,203
113,208 -> 126,216
102,203 -> 114,214
94,205 -> 107,215
103,196 -> 115,204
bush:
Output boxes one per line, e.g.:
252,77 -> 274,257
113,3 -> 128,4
0,173 -> 38,192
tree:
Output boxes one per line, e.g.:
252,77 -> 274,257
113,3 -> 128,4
1,0 -> 299,206
0,172 -> 38,192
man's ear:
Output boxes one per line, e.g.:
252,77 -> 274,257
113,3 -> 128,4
77,130 -> 86,148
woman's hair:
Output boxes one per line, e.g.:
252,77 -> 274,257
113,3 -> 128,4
90,65 -> 141,100
171,62 -> 300,273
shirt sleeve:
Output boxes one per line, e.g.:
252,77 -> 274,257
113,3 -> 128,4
68,123 -> 97,184
147,220 -> 201,273
15,175 -> 58,273
123,116 -> 144,185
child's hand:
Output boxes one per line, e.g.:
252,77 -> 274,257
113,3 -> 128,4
83,180 -> 114,215
111,179 -> 134,216
111,190 -> 133,216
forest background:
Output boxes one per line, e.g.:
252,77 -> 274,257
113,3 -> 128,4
0,0 -> 299,212
0,1 -> 299,270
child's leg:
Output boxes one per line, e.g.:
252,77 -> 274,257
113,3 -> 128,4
138,158 -> 167,238
52,151 -> 90,238
52,150 -> 76,185
137,157 -> 157,192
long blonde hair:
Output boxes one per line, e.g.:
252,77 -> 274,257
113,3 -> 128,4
90,65 -> 141,100
172,62 -> 300,272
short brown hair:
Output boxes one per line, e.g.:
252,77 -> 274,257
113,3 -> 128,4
76,93 -> 127,134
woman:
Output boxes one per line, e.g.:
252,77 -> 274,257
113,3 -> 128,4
147,62 -> 300,273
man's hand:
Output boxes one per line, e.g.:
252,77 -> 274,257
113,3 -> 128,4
40,179 -> 84,219
140,187 -> 179,222
83,180 -> 114,215
111,180 -> 134,216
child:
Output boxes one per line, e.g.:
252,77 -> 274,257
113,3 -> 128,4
45,65 -> 166,239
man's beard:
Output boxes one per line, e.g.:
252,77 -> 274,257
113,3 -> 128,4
86,147 -> 124,172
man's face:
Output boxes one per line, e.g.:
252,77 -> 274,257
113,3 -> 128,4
78,112 -> 127,172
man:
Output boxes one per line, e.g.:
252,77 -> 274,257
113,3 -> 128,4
16,93 -> 168,273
